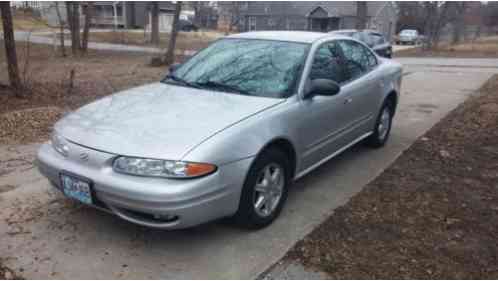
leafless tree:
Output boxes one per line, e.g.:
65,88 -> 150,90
66,2 -> 81,55
55,2 -> 66,57
81,1 -> 93,53
0,2 -> 22,94
423,2 -> 450,49
356,1 -> 368,30
228,2 -> 241,33
451,2 -> 467,44
150,2 -> 160,45
163,1 -> 182,65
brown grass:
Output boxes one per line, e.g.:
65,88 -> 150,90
0,12 -> 54,32
50,30 -> 222,50
286,75 -> 498,279
396,36 -> 498,58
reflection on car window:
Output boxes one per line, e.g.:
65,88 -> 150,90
338,40 -> 377,80
309,42 -> 349,84
370,33 -> 385,45
171,38 -> 309,98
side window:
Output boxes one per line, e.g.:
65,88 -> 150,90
309,42 -> 349,84
338,40 -> 377,80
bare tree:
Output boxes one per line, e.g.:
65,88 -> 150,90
423,2 -> 451,49
0,2 -> 22,94
228,2 -> 241,33
163,1 -> 182,65
66,2 -> 81,55
54,2 -> 66,57
150,2 -> 160,45
81,1 -> 93,53
356,1 -> 368,30
451,2 -> 467,44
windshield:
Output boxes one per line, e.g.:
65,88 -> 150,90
400,30 -> 417,35
165,38 -> 309,98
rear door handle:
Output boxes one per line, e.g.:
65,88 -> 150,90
344,98 -> 353,104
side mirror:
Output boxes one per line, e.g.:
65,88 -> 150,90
304,79 -> 341,99
169,63 -> 181,73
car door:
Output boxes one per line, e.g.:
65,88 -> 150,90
297,41 -> 356,171
336,39 -> 382,142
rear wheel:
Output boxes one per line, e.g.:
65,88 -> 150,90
366,100 -> 394,148
233,148 -> 290,229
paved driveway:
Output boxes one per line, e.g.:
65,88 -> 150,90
1,58 -> 497,279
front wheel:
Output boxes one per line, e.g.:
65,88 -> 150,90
233,148 -> 290,229
366,100 -> 394,148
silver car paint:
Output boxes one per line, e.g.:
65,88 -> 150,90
55,83 -> 284,161
37,32 -> 403,229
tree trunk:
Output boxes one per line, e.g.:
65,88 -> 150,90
163,1 -> 182,65
81,2 -> 93,52
72,3 -> 81,54
55,2 -> 66,57
452,2 -> 466,45
356,1 -> 368,30
0,2 -> 22,93
150,2 -> 160,45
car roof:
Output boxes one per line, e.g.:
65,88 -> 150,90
226,31 -> 348,44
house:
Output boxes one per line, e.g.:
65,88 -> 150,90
224,1 -> 397,40
39,1 -> 183,31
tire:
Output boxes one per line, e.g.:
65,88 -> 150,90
366,99 -> 394,148
233,147 -> 290,229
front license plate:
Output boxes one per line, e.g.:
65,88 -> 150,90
60,173 -> 93,205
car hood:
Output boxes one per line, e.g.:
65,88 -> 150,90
55,83 -> 284,160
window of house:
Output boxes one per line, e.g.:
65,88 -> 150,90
249,16 -> 256,31
240,2 -> 248,10
264,4 -> 270,13
309,42 -> 349,84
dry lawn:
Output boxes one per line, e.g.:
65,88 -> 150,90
396,36 -> 498,58
0,11 -> 54,32
51,30 -> 222,50
0,41 -> 166,144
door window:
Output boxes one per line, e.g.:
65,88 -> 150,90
309,42 -> 349,84
337,40 -> 377,80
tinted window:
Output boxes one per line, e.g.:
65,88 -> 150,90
309,42 -> 349,84
369,33 -> 385,45
170,39 -> 308,98
338,40 -> 377,80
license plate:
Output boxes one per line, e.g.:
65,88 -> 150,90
60,173 -> 93,205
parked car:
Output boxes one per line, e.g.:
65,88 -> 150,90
396,29 -> 420,45
178,19 -> 198,32
330,29 -> 393,58
37,31 -> 403,230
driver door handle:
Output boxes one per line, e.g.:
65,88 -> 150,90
344,98 -> 353,104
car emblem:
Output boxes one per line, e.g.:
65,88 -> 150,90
79,152 -> 89,162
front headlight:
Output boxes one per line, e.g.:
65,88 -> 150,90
113,156 -> 217,179
51,132 -> 69,157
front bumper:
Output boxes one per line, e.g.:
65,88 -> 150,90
37,142 -> 253,229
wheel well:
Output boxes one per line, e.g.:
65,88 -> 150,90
386,91 -> 398,115
262,138 -> 297,179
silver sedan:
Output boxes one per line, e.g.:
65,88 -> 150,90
37,31 -> 403,229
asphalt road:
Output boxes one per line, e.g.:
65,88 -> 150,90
1,58 -> 497,279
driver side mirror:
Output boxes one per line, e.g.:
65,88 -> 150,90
304,79 -> 341,99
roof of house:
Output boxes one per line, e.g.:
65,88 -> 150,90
227,31 -> 349,43
239,1 -> 393,17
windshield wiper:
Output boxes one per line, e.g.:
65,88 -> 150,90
194,80 -> 251,96
163,74 -> 200,89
